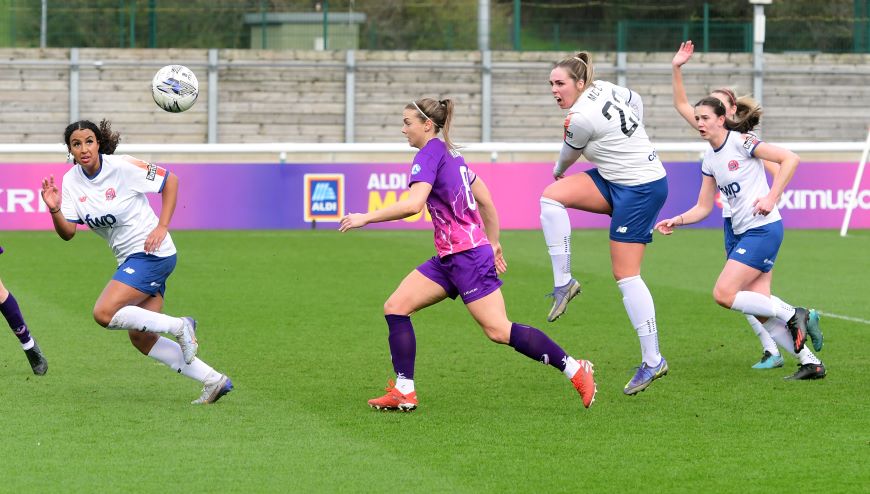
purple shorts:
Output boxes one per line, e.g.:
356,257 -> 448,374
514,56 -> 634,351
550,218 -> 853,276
416,245 -> 503,304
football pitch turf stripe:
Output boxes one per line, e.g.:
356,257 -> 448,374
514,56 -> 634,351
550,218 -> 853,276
816,310 -> 870,325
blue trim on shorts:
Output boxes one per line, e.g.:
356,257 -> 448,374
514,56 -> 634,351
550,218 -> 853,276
585,168 -> 668,244
726,220 -> 783,273
112,253 -> 177,297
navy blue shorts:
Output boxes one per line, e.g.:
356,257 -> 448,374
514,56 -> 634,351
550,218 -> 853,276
723,217 -> 738,257
586,169 -> 668,244
112,253 -> 177,297
416,245 -> 503,304
726,221 -> 783,273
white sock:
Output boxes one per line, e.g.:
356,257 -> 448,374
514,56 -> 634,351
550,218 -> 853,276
617,275 -> 661,367
562,355 -> 580,379
540,197 -> 573,287
108,305 -> 184,336
771,295 -> 796,323
21,337 -> 35,350
746,315 -> 779,355
395,377 -> 414,395
762,319 -> 821,365
147,336 -> 216,382
731,291 -> 776,318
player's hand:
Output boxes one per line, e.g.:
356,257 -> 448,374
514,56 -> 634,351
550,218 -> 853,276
40,175 -> 61,211
654,217 -> 678,235
752,195 -> 776,216
491,242 -> 507,274
672,40 -> 694,67
144,225 -> 168,254
339,213 -> 368,232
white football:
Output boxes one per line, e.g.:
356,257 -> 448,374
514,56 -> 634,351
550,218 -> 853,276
151,65 -> 199,113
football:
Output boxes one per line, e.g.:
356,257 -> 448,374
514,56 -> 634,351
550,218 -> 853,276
151,64 -> 199,113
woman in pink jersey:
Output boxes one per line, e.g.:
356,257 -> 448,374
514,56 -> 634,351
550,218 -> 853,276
339,98 -> 596,411
0,248 -> 48,375
40,119 -> 232,404
672,40 -> 822,370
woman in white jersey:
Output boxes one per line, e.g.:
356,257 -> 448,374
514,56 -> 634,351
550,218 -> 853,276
655,97 -> 826,380
540,51 -> 669,396
40,119 -> 234,403
672,40 -> 822,370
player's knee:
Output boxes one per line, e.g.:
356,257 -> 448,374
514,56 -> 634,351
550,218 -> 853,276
480,322 -> 511,344
92,307 -> 113,327
712,285 -> 734,308
383,299 -> 410,316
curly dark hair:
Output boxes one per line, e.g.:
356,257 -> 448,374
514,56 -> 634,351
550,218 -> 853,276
63,119 -> 121,155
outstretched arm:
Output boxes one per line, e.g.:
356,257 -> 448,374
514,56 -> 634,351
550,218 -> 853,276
471,176 -> 506,274
339,181 -> 432,232
145,172 -> 178,254
655,174 -> 717,235
672,40 -> 699,130
40,174 -> 77,241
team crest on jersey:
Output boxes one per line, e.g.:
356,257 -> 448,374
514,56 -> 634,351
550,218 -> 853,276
728,160 -> 740,171
105,188 -> 116,201
411,164 -> 422,175
303,173 -> 344,222
146,164 -> 157,181
743,136 -> 759,150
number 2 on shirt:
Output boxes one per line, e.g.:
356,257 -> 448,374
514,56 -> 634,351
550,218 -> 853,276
601,95 -> 639,137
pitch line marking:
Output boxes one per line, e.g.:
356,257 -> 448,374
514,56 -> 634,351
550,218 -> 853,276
817,311 -> 870,325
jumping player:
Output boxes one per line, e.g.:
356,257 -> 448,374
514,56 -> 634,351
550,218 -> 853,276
40,119 -> 234,403
339,98 -> 597,411
540,51 -> 669,395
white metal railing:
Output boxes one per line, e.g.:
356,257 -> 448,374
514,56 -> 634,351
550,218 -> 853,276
0,141 -> 867,157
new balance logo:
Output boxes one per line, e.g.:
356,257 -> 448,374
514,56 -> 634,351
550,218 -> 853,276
616,226 -> 628,233
311,182 -> 337,201
150,282 -> 160,287
736,248 -> 746,255
123,267 -> 135,274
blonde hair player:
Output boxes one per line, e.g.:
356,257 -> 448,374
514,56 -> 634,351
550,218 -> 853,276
672,40 -> 823,369
541,51 -> 669,396
654,97 -> 825,381
339,98 -> 597,411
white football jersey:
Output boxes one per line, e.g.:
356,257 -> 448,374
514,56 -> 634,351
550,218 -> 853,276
60,154 -> 177,265
701,131 -> 781,235
563,80 -> 665,186
720,131 -> 762,219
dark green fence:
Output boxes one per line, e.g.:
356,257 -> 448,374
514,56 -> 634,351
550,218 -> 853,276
1,0 -> 868,53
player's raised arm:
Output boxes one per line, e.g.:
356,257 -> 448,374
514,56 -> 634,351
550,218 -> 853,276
40,175 -> 76,240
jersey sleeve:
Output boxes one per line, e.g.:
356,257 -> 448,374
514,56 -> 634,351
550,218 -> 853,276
700,155 -> 715,177
118,155 -> 169,194
59,179 -> 81,223
564,112 -> 594,151
740,134 -> 763,157
408,150 -> 438,186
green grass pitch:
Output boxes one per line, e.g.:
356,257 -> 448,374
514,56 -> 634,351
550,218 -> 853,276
0,229 -> 867,492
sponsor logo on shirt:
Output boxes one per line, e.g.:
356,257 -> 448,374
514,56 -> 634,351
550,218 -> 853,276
411,164 -> 421,175
728,160 -> 740,171
303,173 -> 344,222
743,136 -> 759,150
146,164 -> 157,181
84,213 -> 117,229
105,188 -> 116,201
718,182 -> 742,197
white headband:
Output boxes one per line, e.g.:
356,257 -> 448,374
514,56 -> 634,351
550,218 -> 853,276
412,101 -> 441,128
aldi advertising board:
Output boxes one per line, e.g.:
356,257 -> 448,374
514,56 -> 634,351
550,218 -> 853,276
1,162 -> 867,230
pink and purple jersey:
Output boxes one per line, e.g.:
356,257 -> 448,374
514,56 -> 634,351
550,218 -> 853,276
409,139 -> 489,257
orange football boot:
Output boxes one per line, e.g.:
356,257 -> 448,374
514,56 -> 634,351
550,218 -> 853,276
571,359 -> 597,409
368,380 -> 418,412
